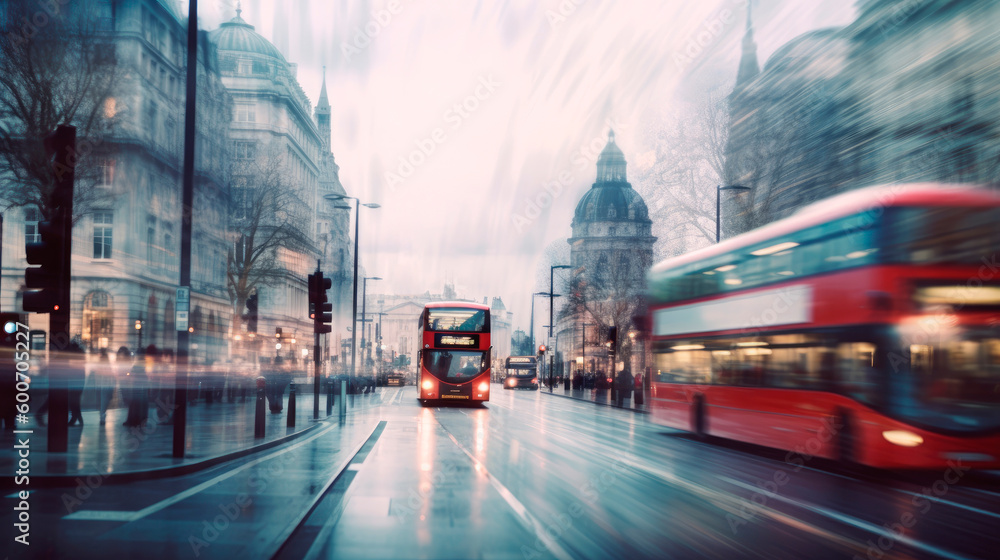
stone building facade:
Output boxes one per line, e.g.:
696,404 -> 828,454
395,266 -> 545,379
559,130 -> 656,376
724,0 -> 1000,234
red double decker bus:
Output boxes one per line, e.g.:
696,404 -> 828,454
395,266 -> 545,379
647,184 -> 1000,469
417,302 -> 492,405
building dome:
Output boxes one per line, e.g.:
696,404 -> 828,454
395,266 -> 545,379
209,7 -> 286,61
572,130 -> 651,225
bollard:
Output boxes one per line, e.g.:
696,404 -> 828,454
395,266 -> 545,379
287,382 -> 296,428
326,377 -> 333,416
254,376 -> 266,438
339,380 -> 347,417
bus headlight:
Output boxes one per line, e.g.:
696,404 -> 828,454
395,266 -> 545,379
508,379 -> 516,386
478,382 -> 489,392
882,430 -> 923,447
421,380 -> 433,390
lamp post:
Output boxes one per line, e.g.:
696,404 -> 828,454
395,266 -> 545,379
325,194 -> 380,385
528,291 -> 550,354
361,276 -> 381,376
549,264 -> 571,391
716,185 -> 750,243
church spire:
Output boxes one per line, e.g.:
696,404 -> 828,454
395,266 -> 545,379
735,0 -> 760,89
318,66 -> 330,109
315,66 -> 332,152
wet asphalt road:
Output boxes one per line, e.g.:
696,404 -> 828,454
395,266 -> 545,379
6,385 -> 1000,560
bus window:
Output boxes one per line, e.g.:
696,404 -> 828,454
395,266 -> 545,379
836,342 -> 878,405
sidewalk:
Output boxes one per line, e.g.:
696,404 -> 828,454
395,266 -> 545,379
540,385 -> 650,413
0,389 -> 384,488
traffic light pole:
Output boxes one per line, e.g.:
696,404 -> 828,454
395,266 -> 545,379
313,265 -> 321,419
43,125 -> 75,453
173,0 -> 198,459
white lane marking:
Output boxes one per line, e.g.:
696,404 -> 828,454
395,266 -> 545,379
717,475 -> 980,560
64,422 -> 340,522
443,431 -> 575,560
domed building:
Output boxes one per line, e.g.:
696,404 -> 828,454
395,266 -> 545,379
569,130 -> 655,294
210,6 -> 353,356
558,131 -> 655,377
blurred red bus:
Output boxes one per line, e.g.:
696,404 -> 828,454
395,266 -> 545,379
646,184 -> 1000,469
417,302 -> 491,405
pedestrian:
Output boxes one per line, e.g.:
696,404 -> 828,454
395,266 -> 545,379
123,346 -> 148,428
617,367 -> 634,407
66,342 -> 87,427
266,356 -> 288,413
633,369 -> 644,406
94,348 -> 116,425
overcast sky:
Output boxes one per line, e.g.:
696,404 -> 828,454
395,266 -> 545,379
194,0 -> 856,334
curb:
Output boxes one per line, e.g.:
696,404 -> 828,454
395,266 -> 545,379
5,419 -> 328,490
541,388 -> 650,414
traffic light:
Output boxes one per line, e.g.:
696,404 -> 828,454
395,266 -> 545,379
275,327 -> 282,339
607,326 -> 617,358
309,271 -> 332,334
244,292 -> 258,334
23,218 -> 67,313
24,127 -> 75,314
538,344 -> 546,356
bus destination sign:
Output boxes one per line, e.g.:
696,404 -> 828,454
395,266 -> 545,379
435,333 -> 480,348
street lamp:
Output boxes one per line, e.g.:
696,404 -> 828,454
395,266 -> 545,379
529,291 -> 553,357
325,194 -> 380,384
361,276 -> 381,375
716,185 -> 750,243
550,264 -> 572,390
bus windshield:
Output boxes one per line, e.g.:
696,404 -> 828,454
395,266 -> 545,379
424,350 -> 487,383
426,308 -> 488,332
896,328 -> 1000,432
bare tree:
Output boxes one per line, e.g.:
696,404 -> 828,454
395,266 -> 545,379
635,93 -> 785,254
226,146 -> 315,332
0,2 -> 120,221
564,248 -> 649,368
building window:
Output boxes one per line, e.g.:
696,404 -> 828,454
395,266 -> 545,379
96,0 -> 114,31
146,215 -> 156,264
234,142 -> 256,159
82,291 -> 114,350
99,159 -> 115,187
93,211 -> 114,259
146,101 -> 158,139
235,104 -> 255,123
237,59 -> 252,74
24,207 -> 40,244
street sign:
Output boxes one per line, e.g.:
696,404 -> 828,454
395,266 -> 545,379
176,286 -> 190,331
